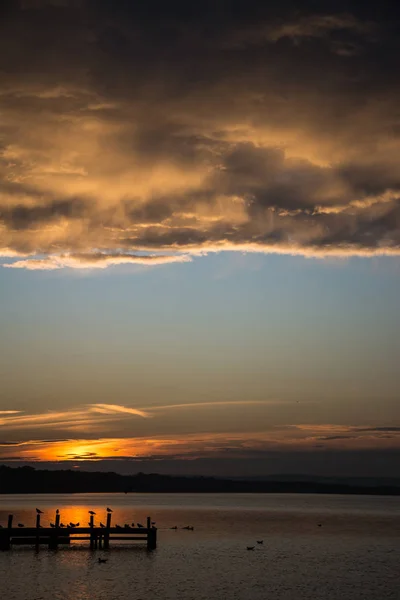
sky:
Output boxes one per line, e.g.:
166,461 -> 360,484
0,0 -> 399,478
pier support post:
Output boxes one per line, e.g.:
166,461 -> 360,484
89,514 -> 95,549
147,527 -> 157,551
104,512 -> 111,549
35,514 -> 41,550
49,511 -> 60,549
0,514 -> 12,550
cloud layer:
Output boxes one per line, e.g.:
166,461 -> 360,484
1,2 -> 400,269
1,402 -> 399,462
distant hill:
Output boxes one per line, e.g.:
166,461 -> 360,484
0,465 -> 399,495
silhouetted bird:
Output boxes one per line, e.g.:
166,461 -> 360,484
106,507 -> 113,513
100,522 -> 105,528
137,523 -> 144,528
50,523 -> 55,528
317,524 -> 322,527
151,521 -> 156,525
170,526 -> 178,530
75,522 -> 80,527
60,523 -> 65,528
56,509 -> 59,514
124,524 -> 130,529
17,523 -> 24,528
89,511 -> 96,515
257,540 -> 263,544
131,522 -> 135,527
247,546 -> 255,551
36,508 -> 43,514
115,524 -> 122,529
98,558 -> 108,563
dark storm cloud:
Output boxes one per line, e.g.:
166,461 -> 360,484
1,1 -> 400,268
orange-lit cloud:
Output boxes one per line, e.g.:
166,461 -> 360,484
1,3 -> 400,270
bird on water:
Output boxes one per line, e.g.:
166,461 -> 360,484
257,540 -> 263,544
247,546 -> 255,551
98,558 -> 108,563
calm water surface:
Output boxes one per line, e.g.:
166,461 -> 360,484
0,493 -> 399,600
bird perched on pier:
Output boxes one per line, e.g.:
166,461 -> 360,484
56,509 -> 59,514
100,522 -> 105,528
124,524 -> 130,529
18,523 -> 24,528
75,522 -> 80,527
115,524 -> 122,529
106,507 -> 113,513
131,522 -> 135,527
89,511 -> 96,515
137,523 -> 144,528
36,508 -> 43,514
50,523 -> 55,528
60,523 -> 65,528
170,526 -> 178,530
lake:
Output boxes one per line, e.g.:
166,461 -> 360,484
0,493 -> 399,600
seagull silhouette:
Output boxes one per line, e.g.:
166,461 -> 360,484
106,507 -> 113,513
257,540 -> 263,544
36,508 -> 43,514
100,522 -> 105,528
56,509 -> 59,514
18,523 -> 24,528
89,511 -> 96,515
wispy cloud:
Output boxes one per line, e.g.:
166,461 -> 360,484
4,253 -> 192,271
90,404 -> 151,419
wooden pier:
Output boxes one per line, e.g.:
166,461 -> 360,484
0,511 -> 157,551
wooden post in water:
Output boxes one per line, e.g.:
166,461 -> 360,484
35,513 -> 41,550
49,511 -> 60,549
89,514 -> 95,549
0,514 -> 12,550
146,516 -> 157,550
147,527 -> 157,551
104,511 -> 111,549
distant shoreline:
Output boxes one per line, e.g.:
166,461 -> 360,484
1,465 -> 400,495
